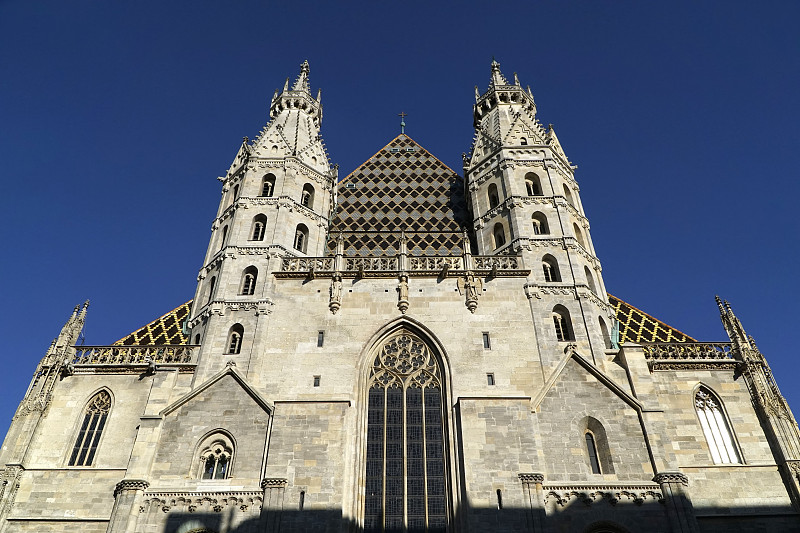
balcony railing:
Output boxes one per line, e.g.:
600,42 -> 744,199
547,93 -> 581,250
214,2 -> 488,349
642,342 -> 733,360
71,345 -> 199,366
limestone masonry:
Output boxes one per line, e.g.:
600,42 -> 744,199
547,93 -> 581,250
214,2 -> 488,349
1,60 -> 798,533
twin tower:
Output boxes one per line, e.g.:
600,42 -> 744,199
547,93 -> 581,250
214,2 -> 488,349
188,59 -> 614,380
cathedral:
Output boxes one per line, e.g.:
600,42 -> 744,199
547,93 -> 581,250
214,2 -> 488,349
1,60 -> 799,533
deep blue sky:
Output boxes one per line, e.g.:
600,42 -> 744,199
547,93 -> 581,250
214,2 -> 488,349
1,2 -> 798,438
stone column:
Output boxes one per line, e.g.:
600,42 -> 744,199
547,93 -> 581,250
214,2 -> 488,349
106,479 -> 149,533
653,472 -> 699,533
259,477 -> 287,533
518,473 -> 545,532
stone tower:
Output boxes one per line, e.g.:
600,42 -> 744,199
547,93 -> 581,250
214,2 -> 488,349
188,61 -> 337,381
464,59 -> 614,366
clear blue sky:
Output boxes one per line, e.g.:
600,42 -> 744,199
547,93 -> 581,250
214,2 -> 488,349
1,1 -> 799,437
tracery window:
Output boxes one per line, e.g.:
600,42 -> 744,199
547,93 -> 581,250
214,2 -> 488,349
227,324 -> 244,354
240,266 -> 258,295
261,174 -> 276,197
695,387 -> 741,464
301,183 -> 315,209
197,433 -> 234,480
364,331 -> 447,532
250,214 -> 267,241
68,391 -> 111,466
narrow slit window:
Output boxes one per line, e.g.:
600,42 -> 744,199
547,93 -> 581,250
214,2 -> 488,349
487,373 -> 495,386
299,491 -> 305,510
317,330 -> 324,347
313,376 -> 321,387
496,489 -> 503,509
586,432 -> 601,474
482,332 -> 491,349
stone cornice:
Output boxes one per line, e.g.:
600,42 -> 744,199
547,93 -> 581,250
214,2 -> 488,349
653,472 -> 689,486
260,478 -> 288,489
114,479 -> 149,497
543,482 -> 664,506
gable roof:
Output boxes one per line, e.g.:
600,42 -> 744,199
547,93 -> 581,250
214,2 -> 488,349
609,294 -> 695,343
327,134 -> 469,256
161,365 -> 273,417
114,301 -> 191,345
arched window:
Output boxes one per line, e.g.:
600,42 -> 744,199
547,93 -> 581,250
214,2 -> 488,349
364,330 -> 447,531
197,433 -> 234,480
563,183 -> 574,206
580,416 -> 615,474
261,174 -> 276,197
524,173 -> 542,196
585,432 -> 601,474
240,266 -> 258,295
599,317 -> 612,349
531,212 -> 549,235
695,387 -> 741,464
219,225 -> 228,251
226,324 -> 244,355
487,183 -> 500,209
301,183 -> 315,209
250,215 -> 267,241
68,390 -> 111,466
294,224 -> 309,253
552,305 -> 574,341
493,223 -> 506,249
584,266 -> 597,294
573,223 -> 586,248
542,255 -> 561,282
206,276 -> 216,304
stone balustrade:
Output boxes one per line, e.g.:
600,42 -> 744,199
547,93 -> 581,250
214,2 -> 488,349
71,345 -> 198,366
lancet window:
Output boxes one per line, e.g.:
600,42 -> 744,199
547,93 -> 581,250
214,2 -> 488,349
695,387 -> 741,464
68,390 -> 111,466
250,214 -> 267,241
493,223 -> 506,249
227,324 -> 244,354
364,331 -> 447,532
552,305 -> 574,342
294,224 -> 309,253
301,183 -> 315,209
261,174 -> 276,197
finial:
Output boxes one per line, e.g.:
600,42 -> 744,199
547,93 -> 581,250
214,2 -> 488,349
283,77 -> 290,91
514,72 -> 520,86
272,88 -> 279,102
489,58 -> 508,86
316,88 -> 322,103
715,295 -> 725,313
474,85 -> 479,102
398,111 -> 407,134
292,60 -> 311,92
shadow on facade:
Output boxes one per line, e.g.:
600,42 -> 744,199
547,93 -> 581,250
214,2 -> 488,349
157,500 -> 799,533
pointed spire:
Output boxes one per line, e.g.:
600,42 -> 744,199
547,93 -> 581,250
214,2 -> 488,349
316,88 -> 322,103
272,88 -> 279,103
717,296 -> 753,350
283,77 -> 290,92
292,60 -> 311,92
489,58 -> 508,87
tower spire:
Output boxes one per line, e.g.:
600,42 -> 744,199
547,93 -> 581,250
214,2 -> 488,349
489,58 -> 508,87
293,59 -> 311,93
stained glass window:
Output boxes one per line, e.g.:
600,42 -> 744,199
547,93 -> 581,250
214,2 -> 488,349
364,331 -> 447,532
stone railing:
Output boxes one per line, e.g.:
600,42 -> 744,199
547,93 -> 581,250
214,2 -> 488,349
643,342 -> 733,360
71,345 -> 199,366
642,342 -> 736,371
281,257 -> 334,272
277,252 -> 528,278
346,256 -> 399,272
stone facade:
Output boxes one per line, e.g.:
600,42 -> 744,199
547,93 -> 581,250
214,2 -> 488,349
1,61 -> 799,533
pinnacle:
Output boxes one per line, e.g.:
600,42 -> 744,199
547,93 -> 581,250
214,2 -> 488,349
489,58 -> 508,87
292,60 -> 312,93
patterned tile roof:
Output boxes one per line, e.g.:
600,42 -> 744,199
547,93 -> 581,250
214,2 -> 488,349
609,294 -> 696,344
327,134 -> 469,256
113,301 -> 192,346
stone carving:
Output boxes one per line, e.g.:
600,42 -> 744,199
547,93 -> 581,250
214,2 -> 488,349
786,461 -> 800,478
458,273 -> 482,313
329,275 -> 342,315
0,466 -> 24,516
142,492 -> 263,515
71,345 -> 197,366
369,332 -> 440,389
653,472 -> 689,486
260,478 -> 288,489
114,479 -> 150,497
518,473 -> 544,484
543,484 -> 663,507
396,275 -> 409,314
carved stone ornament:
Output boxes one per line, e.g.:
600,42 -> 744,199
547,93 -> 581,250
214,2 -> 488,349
329,274 -> 343,315
114,479 -> 150,497
653,472 -> 689,486
543,485 -> 663,507
396,275 -> 409,314
786,460 -> 800,477
518,473 -> 544,484
261,478 -> 288,489
457,273 -> 482,313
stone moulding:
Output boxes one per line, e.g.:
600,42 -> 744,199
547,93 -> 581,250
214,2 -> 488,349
141,491 -> 263,514
114,479 -> 150,496
653,472 -> 689,486
518,473 -> 544,484
260,478 -> 288,489
542,483 -> 664,507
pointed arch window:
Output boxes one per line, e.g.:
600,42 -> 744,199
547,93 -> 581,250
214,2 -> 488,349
542,255 -> 561,282
261,174 -> 276,197
68,391 -> 111,466
585,432 -> 601,474
227,324 -> 244,355
584,266 -> 597,294
532,212 -> 549,235
563,183 -> 575,206
301,183 -> 315,209
250,214 -> 267,241
240,266 -> 258,295
487,183 -> 500,209
493,223 -> 506,249
219,225 -> 228,251
525,173 -> 542,196
294,224 -> 309,253
573,223 -> 586,248
552,305 -> 574,342
364,331 -> 447,532
198,433 -> 234,480
206,276 -> 216,305
695,387 -> 741,464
